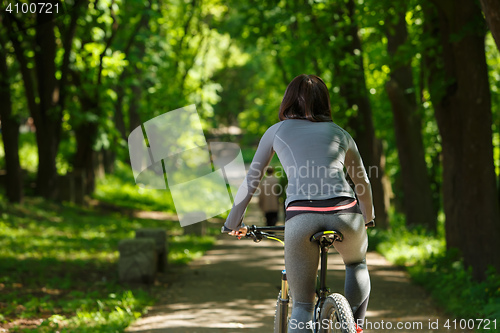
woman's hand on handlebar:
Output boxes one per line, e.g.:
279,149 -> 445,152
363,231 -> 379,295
229,226 -> 248,239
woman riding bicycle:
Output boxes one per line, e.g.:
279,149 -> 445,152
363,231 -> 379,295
223,74 -> 374,333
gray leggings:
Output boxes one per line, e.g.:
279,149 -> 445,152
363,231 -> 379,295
284,213 -> 370,332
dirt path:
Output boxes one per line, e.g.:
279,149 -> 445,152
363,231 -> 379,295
126,201 -> 461,333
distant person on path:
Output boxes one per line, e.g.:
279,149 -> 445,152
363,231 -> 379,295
258,167 -> 280,226
223,74 -> 375,333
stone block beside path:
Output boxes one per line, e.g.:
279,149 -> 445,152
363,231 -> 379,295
135,228 -> 168,272
183,211 -> 207,236
118,238 -> 157,284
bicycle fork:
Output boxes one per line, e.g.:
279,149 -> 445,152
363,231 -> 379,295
277,270 -> 289,333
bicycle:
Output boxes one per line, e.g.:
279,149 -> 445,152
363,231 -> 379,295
223,222 -> 374,333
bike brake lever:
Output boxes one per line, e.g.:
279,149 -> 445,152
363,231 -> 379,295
246,232 -> 262,242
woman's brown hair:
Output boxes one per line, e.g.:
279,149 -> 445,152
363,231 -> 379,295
278,74 -> 332,122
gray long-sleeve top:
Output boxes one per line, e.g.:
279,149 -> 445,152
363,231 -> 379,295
224,119 -> 375,230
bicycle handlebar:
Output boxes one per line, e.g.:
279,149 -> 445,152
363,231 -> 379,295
222,220 -> 374,233
222,220 -> 374,242
221,224 -> 285,242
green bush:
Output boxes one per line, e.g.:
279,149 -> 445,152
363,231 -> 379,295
370,213 -> 500,330
409,251 -> 500,327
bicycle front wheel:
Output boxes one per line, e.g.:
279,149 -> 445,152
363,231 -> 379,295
317,294 -> 356,333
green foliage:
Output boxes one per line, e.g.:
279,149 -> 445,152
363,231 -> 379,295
409,253 -> 500,328
8,290 -> 150,333
486,33 -> 500,178
368,210 -> 445,265
370,212 -> 499,326
371,228 -> 445,266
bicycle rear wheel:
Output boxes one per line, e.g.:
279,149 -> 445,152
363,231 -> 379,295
317,293 -> 356,333
274,291 -> 290,333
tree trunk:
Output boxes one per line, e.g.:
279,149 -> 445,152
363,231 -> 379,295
479,0 -> 500,51
114,83 -> 128,140
385,7 -> 437,230
5,9 -> 59,199
425,0 -> 500,280
0,38 -> 23,203
4,1 -> 85,199
127,44 -> 148,135
33,9 -> 61,199
115,0 -> 151,139
339,0 -> 390,228
73,94 -> 100,196
128,82 -> 142,134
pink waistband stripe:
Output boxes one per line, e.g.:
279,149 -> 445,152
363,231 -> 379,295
286,199 -> 358,212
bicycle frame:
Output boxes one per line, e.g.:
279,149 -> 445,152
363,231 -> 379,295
317,243 -> 332,301
240,225 -> 340,331
226,224 -> 353,333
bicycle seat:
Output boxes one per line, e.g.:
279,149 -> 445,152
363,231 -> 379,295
310,230 -> 343,247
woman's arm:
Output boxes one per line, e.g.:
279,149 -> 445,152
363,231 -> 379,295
344,134 -> 376,223
223,125 -> 278,230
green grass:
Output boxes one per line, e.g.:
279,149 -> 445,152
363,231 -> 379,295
367,227 -> 445,266
368,211 -> 500,330
94,160 -> 176,212
409,251 -> 500,327
94,160 -> 231,219
0,194 -> 217,332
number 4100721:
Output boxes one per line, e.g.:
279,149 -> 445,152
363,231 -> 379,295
444,319 -> 497,330
5,2 -> 59,14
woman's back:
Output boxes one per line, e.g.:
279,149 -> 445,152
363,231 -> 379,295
271,119 -> 355,205
225,118 -> 374,231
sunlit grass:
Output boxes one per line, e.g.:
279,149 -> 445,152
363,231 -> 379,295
368,210 -> 500,328
94,160 -> 176,212
369,227 -> 445,266
0,194 -> 216,332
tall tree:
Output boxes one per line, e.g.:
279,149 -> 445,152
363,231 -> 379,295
384,4 -> 436,230
424,0 -> 500,280
479,0 -> 500,51
336,0 -> 390,228
71,0 -> 119,195
4,0 -> 86,199
0,30 -> 23,203
113,0 -> 154,141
